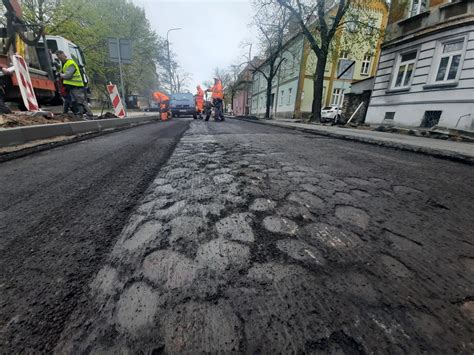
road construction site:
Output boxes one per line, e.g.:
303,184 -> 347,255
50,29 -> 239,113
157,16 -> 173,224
1,118 -> 472,353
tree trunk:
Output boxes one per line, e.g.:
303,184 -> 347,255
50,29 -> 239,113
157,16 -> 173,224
265,75 -> 273,119
311,53 -> 327,122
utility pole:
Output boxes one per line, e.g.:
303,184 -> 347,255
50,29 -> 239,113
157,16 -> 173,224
117,37 -> 126,109
246,44 -> 252,115
166,28 -> 182,94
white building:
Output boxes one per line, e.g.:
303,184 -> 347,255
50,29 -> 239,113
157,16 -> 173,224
251,35 -> 304,119
366,0 -> 474,131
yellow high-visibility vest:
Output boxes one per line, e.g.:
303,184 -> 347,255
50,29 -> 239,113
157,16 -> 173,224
62,59 -> 84,87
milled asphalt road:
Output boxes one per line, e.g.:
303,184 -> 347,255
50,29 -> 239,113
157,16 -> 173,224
0,119 -> 189,352
1,118 -> 473,353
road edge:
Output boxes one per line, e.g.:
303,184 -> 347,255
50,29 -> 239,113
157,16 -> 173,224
0,117 -> 162,163
231,117 -> 473,165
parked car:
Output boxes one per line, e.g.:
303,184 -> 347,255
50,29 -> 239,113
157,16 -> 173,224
142,104 -> 160,112
321,106 -> 343,124
169,93 -> 195,117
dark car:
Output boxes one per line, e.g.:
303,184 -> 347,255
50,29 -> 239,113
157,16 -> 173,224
169,93 -> 195,117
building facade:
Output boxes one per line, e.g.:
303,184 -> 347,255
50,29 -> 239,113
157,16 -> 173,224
250,0 -> 388,120
232,60 -> 259,116
300,0 -> 388,118
250,35 -> 304,118
366,0 -> 474,130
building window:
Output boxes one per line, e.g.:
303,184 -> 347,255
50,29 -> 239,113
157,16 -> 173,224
338,51 -> 351,77
331,88 -> 345,106
392,51 -> 417,89
384,112 -> 395,120
434,39 -> 465,83
280,90 -> 284,105
409,0 -> 427,17
421,111 -> 442,128
361,54 -> 372,75
288,88 -> 292,105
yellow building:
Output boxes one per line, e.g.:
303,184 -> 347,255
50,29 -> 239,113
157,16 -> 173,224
296,0 -> 389,119
251,1 -> 388,120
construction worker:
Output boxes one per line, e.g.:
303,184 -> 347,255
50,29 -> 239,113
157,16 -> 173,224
194,85 -> 204,120
152,91 -> 170,121
206,78 -> 225,122
56,50 -> 93,117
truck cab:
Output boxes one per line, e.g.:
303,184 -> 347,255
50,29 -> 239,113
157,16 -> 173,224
0,0 -> 89,107
44,35 -> 89,86
0,34 -> 88,106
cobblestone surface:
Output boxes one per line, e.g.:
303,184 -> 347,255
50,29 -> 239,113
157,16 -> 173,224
55,120 -> 473,354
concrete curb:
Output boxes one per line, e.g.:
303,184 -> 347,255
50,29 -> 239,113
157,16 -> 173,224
0,115 -> 162,163
231,116 -> 474,165
0,115 -> 161,148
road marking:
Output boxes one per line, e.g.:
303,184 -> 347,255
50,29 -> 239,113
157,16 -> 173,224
304,249 -> 316,259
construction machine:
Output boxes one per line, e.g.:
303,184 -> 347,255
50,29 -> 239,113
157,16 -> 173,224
0,0 -> 89,108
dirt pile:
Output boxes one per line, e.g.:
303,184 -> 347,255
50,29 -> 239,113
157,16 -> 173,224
0,113 -> 82,128
97,112 -> 118,120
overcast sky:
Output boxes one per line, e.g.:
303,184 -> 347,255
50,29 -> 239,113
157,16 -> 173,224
132,0 -> 258,92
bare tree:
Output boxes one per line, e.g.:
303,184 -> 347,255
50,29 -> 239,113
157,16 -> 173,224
173,70 -> 192,93
225,64 -> 245,112
250,1 -> 292,119
276,0 -> 383,121
156,40 -> 183,93
213,67 -> 232,88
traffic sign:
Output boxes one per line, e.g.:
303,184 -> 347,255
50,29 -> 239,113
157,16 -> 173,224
107,38 -> 132,64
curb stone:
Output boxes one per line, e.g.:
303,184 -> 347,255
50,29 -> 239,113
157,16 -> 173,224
231,116 -> 474,165
0,116 -> 161,163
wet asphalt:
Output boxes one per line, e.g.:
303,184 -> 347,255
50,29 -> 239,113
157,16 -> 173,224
1,118 -> 473,353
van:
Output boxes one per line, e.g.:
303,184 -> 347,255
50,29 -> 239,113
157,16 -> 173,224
169,92 -> 195,117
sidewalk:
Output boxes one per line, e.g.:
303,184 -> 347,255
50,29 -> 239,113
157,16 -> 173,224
232,117 -> 474,164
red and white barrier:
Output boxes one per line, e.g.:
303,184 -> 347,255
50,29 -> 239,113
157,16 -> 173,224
107,83 -> 126,118
12,55 -> 39,112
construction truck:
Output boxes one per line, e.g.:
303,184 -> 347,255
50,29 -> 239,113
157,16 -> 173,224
0,0 -> 89,108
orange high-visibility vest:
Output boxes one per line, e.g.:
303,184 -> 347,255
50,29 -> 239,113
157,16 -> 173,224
210,81 -> 223,100
152,91 -> 169,103
196,86 -> 204,102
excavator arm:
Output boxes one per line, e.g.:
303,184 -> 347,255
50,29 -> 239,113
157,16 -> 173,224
2,0 -> 44,52
1,0 -> 57,104
3,0 -> 23,18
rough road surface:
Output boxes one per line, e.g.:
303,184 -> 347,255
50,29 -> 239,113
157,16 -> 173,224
1,118 -> 473,353
0,120 -> 189,352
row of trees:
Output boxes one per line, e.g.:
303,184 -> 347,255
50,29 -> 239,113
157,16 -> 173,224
1,0 -> 187,103
222,0 -> 385,121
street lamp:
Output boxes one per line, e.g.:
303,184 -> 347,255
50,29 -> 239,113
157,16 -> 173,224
166,28 -> 182,94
